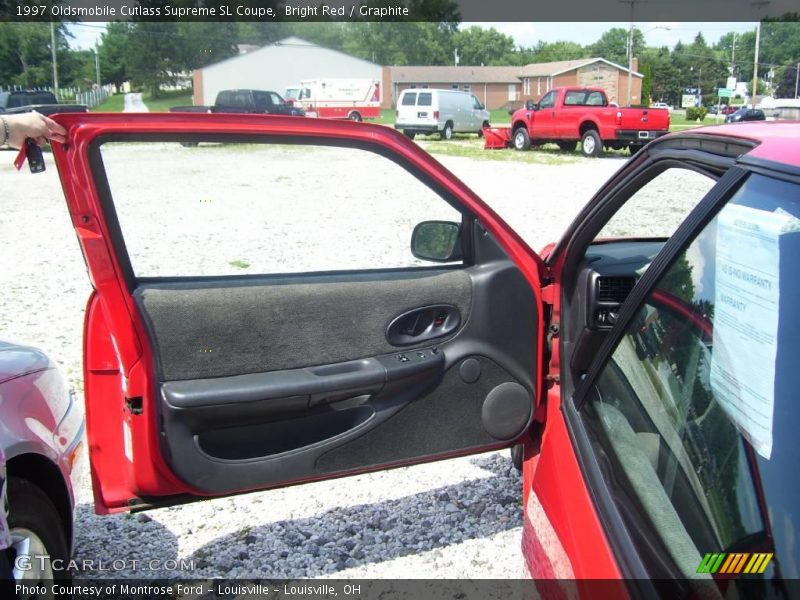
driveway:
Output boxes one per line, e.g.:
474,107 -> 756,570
123,92 -> 149,113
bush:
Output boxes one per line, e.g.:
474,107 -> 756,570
686,106 -> 708,122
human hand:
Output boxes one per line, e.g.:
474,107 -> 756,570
2,111 -> 67,148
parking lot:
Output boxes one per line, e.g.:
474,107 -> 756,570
0,139 -> 627,578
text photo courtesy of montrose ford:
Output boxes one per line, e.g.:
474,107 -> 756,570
1,8 -> 799,600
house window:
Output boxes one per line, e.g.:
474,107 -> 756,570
462,85 -> 471,91
451,84 -> 459,89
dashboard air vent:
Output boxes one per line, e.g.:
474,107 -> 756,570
597,276 -> 636,303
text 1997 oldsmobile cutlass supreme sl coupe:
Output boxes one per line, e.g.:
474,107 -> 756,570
48,114 -> 797,597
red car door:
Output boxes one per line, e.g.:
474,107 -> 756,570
553,89 -> 586,139
531,90 -> 558,139
50,112 -> 551,515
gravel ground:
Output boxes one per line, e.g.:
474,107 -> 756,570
0,139 -> 702,578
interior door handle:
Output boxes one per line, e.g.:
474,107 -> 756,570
386,304 -> 460,346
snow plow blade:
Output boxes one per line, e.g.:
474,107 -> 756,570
483,127 -> 511,149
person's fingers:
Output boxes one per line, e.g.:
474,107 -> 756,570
5,112 -> 68,148
42,114 -> 67,137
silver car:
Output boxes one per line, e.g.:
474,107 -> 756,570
0,341 -> 84,585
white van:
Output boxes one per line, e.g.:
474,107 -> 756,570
395,89 -> 490,140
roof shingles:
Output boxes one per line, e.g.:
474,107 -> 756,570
389,58 -> 641,84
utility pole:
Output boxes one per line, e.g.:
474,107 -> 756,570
795,62 -> 799,99
620,0 -> 647,106
750,1 -> 770,109
731,32 -> 736,74
95,41 -> 101,88
627,23 -> 633,105
752,22 -> 760,108
50,22 -> 59,97
689,66 -> 702,106
454,48 -> 459,67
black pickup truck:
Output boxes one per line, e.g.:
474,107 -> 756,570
170,89 -> 305,116
0,90 -> 87,116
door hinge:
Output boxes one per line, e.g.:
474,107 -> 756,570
541,283 -> 556,306
544,322 -> 560,364
125,396 -> 143,415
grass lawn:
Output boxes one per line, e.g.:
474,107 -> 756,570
89,90 -> 194,112
373,109 -> 395,125
415,135 -> 629,165
90,94 -> 125,112
669,113 -> 726,131
143,91 -> 193,112
489,108 -> 512,124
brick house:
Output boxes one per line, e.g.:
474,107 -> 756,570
383,58 -> 642,110
382,65 -> 524,110
519,57 -> 642,107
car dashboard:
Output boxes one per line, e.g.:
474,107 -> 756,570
568,239 -> 667,376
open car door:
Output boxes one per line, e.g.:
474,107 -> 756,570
51,113 -> 545,513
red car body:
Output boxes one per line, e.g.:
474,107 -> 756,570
509,87 -> 670,156
46,115 -> 799,589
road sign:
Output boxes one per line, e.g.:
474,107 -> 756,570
682,94 -> 699,108
718,88 -> 733,98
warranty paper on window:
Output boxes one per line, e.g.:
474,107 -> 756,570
710,203 -> 799,459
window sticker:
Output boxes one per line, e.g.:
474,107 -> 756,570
710,204 -> 800,459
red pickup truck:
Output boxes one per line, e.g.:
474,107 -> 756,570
510,87 -> 670,157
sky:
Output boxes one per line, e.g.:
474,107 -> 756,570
475,22 -> 759,49
67,21 -> 759,51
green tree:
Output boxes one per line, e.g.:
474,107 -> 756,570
126,23 -> 183,97
452,26 -> 516,65
590,27 -> 644,66
120,21 -> 237,96
344,22 -> 455,65
524,40 -> 588,63
235,22 -> 294,46
59,48 -> 96,88
715,30 -> 756,83
640,62 -> 652,105
760,19 -> 800,67
98,22 -> 132,89
287,23 -> 347,51
671,35 -> 727,105
660,254 -> 696,304
776,63 -> 799,98
175,22 -> 238,70
0,23 -> 61,88
639,46 -> 680,105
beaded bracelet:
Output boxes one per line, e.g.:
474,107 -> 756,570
0,116 -> 8,146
